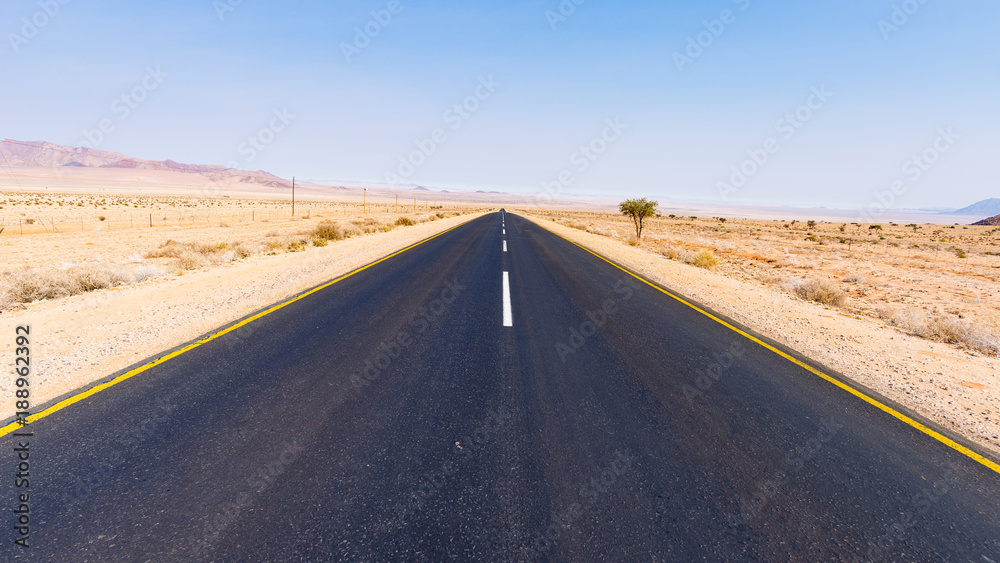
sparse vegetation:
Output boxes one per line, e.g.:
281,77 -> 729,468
132,265 -> 165,282
660,247 -> 679,260
785,277 -> 846,307
1,266 -> 131,307
312,220 -> 344,241
689,250 -> 719,269
877,308 -> 999,356
618,198 -> 658,239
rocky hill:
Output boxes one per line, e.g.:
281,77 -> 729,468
972,214 -> 1000,226
0,139 -> 290,188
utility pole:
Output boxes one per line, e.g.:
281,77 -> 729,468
395,193 -> 398,213
291,176 -> 295,217
364,188 -> 367,215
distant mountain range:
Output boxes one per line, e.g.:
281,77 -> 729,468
0,139 -> 291,188
951,198 -> 1000,216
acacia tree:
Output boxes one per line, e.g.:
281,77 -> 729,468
619,198 -> 658,239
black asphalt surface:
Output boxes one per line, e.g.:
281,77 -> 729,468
4,211 -> 999,562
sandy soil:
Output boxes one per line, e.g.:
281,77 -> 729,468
519,210 -> 1000,458
0,192 -> 487,413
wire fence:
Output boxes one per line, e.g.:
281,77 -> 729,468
0,202 -> 448,235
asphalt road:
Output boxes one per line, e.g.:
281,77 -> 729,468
3,211 -> 999,562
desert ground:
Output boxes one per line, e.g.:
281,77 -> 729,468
519,208 -> 999,456
0,189 -> 487,289
531,209 -> 1000,355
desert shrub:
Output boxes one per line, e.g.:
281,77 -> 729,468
0,266 -> 130,306
689,250 -> 719,269
312,238 -> 328,247
263,239 -> 285,253
145,240 -> 184,259
287,241 -> 306,252
75,269 -> 121,291
312,220 -> 343,241
3,272 -> 74,303
844,274 -> 865,284
877,308 -> 999,356
660,247 -> 680,260
133,265 -> 165,282
395,216 -> 416,226
788,277 -> 846,306
147,240 -> 233,260
174,252 -> 206,270
627,236 -> 640,247
196,242 -> 229,255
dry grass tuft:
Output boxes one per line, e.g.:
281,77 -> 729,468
133,265 -> 165,282
689,250 -> 719,269
232,242 -> 256,259
145,240 -> 241,269
659,247 -> 680,260
878,308 -> 999,356
174,252 -> 205,270
784,277 -> 846,306
0,265 -> 132,307
312,220 -> 344,241
395,216 -> 416,226
263,239 -> 285,254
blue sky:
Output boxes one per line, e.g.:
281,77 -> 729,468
2,0 -> 998,209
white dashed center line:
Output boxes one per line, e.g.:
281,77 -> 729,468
502,271 -> 512,327
503,240 -> 507,252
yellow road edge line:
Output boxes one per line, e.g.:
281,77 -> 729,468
540,223 -> 1000,475
1,219 -> 475,439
